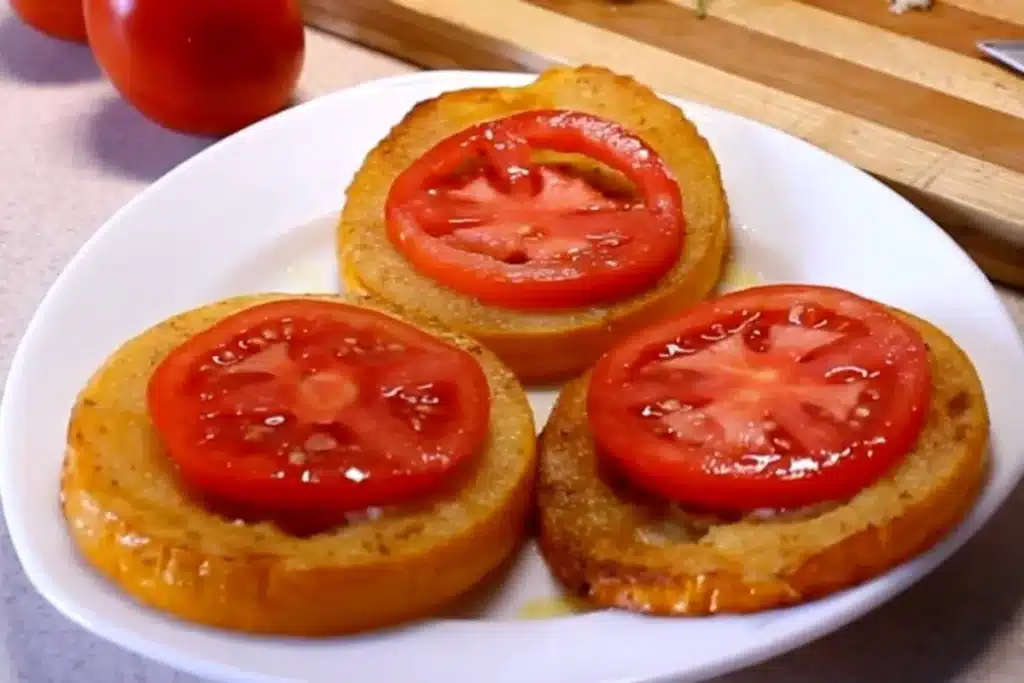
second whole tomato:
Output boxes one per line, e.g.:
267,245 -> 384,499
84,0 -> 306,137
11,0 -> 87,42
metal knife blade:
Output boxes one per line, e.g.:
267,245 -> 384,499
977,40 -> 1024,76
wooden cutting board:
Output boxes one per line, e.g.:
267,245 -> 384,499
302,0 -> 1024,287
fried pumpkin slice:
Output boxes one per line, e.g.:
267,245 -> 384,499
537,309 -> 988,614
339,65 -> 729,384
61,293 -> 536,636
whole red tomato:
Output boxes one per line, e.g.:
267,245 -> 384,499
83,0 -> 306,137
11,0 -> 87,42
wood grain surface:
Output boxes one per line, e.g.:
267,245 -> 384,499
302,0 -> 1024,287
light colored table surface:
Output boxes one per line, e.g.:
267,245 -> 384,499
2,4 -> 1024,681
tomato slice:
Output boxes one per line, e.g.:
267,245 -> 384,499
385,110 -> 684,310
587,284 -> 932,512
147,300 -> 491,518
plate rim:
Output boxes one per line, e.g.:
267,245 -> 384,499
2,68 -> 1023,683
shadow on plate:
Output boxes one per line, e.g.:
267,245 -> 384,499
439,538 -> 568,623
81,96 -> 212,183
0,14 -> 99,84
713,479 -> 1024,683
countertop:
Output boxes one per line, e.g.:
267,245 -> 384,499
2,3 -> 1024,681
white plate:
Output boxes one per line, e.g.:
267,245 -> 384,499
2,70 -> 1024,683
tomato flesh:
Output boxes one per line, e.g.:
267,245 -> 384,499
587,284 -> 932,512
385,110 -> 684,310
147,301 -> 491,521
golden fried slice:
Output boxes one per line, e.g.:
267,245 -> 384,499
61,293 -> 536,636
537,310 -> 988,614
339,65 -> 729,384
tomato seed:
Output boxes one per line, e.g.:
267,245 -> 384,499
305,433 -> 338,452
243,425 -> 273,441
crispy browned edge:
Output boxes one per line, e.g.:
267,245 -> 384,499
537,309 -> 990,615
59,293 -> 537,636
338,64 -> 730,385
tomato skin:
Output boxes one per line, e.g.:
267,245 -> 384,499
11,0 -> 87,42
83,0 -> 305,136
147,300 -> 491,518
587,284 -> 932,512
385,110 -> 684,310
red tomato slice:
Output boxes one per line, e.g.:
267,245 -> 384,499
587,284 -> 932,512
147,300 -> 491,518
385,110 -> 684,310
